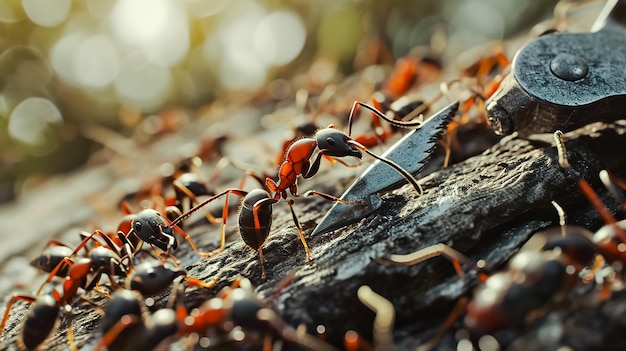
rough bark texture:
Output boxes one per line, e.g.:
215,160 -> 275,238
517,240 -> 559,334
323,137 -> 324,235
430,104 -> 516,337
2,121 -> 626,351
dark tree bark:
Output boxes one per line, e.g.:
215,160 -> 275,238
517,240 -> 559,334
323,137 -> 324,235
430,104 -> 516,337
1,121 -> 625,351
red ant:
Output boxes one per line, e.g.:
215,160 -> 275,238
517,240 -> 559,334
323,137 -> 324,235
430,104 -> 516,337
266,101 -> 426,200
376,131 -> 626,348
97,278 -> 338,351
0,230 -> 132,350
1,230 -> 214,350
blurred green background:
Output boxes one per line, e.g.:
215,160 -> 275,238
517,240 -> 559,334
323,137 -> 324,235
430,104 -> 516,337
0,0 -> 558,203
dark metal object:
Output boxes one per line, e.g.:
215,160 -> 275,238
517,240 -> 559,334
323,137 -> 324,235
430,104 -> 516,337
311,101 -> 458,236
486,0 -> 626,136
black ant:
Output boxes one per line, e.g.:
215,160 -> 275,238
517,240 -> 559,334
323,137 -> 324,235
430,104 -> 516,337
1,230 -> 214,351
126,207 -> 218,260
167,187 -> 311,280
0,231 -> 128,350
376,130 -> 626,348
97,278 -> 338,351
124,258 -> 216,296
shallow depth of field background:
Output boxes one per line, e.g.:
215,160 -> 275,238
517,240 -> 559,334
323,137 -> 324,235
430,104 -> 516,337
0,0 -> 558,203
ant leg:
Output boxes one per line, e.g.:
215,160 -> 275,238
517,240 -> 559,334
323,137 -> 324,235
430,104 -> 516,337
168,189 -> 248,258
255,309 -> 340,351
0,295 -> 36,335
150,244 -> 180,266
36,257 -> 75,296
96,315 -> 141,351
377,243 -> 473,278
600,170 -> 626,209
286,199 -> 311,261
323,154 -> 361,168
551,201 -> 567,238
251,198 -> 278,280
554,131 -> 626,242
347,140 -> 423,196
169,189 -> 247,227
357,286 -> 394,351
120,201 -> 134,215
303,190 -> 362,205
70,230 -> 111,258
347,101 -> 424,137
416,297 -> 469,351
117,232 -> 135,268
185,277 -> 217,289
66,313 -> 79,351
238,170 -> 268,190
215,190 -> 236,254
169,222 -> 211,258
172,180 -> 220,224
85,270 -> 111,298
259,247 -> 267,281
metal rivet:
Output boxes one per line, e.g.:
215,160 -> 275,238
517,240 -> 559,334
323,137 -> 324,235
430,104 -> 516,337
550,53 -> 588,81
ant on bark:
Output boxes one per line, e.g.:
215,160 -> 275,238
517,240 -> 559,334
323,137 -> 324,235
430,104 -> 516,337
170,126 -> 427,280
167,186 -> 312,280
267,100 -> 427,200
1,229 -> 215,350
97,278 -> 338,351
376,130 -> 626,349
0,230 -> 133,350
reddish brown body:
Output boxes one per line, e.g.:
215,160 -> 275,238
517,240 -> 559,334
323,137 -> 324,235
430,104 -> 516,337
267,138 -> 317,199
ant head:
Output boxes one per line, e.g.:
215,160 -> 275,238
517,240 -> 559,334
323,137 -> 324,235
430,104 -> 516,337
132,209 -> 176,250
90,246 -> 127,276
128,260 -> 186,296
315,128 -> 362,159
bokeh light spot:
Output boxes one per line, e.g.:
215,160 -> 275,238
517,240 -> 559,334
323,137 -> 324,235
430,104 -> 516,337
215,2 -> 268,90
115,54 -> 172,111
75,35 -> 119,89
9,97 -> 62,145
219,56 -> 266,91
253,11 -> 306,66
111,0 -> 189,67
22,0 -> 71,27
50,32 -> 88,85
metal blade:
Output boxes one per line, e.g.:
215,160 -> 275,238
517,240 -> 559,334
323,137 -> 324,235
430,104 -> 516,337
310,101 -> 459,236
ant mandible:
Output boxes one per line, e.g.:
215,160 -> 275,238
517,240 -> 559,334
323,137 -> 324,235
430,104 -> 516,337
266,101 -> 426,200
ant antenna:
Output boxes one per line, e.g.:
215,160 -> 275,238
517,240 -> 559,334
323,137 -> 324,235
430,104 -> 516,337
357,286 -> 395,351
551,201 -> 567,237
347,140 -> 424,196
